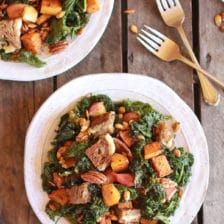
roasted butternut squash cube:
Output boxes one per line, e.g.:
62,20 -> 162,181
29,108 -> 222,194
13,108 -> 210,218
119,130 -> 135,147
151,155 -> 173,178
111,153 -> 129,172
21,32 -> 42,54
141,219 -> 159,224
102,184 -> 121,207
144,142 -> 162,160
41,0 -> 62,16
7,3 -> 26,19
22,5 -> 38,23
87,0 -> 100,14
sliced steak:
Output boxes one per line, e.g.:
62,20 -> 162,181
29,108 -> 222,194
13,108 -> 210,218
113,137 -> 133,160
68,183 -> 91,205
89,112 -> 115,137
85,134 -> 115,171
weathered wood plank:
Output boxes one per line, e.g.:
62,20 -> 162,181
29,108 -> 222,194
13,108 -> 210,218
0,79 -> 53,224
126,1 -> 198,223
126,0 -> 194,108
199,1 -> 224,224
57,1 -> 122,87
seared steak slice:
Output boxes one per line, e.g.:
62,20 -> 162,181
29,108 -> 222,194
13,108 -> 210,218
89,112 -> 115,137
85,134 -> 115,171
113,138 -> 133,160
68,183 -> 91,205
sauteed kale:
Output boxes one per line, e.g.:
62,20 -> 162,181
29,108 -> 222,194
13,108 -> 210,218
0,0 -> 99,67
41,94 -> 194,224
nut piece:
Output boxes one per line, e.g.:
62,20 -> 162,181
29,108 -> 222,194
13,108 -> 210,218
124,191 -> 130,201
220,24 -> 224,32
130,24 -> 138,34
118,106 -> 126,114
49,40 -> 68,54
214,14 -> 222,27
81,171 -> 107,184
124,8 -> 135,14
173,149 -> 181,157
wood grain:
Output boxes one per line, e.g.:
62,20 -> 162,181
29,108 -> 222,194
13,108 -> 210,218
199,0 -> 224,223
126,1 -> 199,223
126,0 -> 194,108
0,79 -> 53,224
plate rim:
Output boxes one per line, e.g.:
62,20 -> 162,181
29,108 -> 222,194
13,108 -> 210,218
0,1 -> 114,82
24,73 -> 209,224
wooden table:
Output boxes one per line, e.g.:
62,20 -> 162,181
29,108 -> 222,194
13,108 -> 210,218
0,0 -> 223,223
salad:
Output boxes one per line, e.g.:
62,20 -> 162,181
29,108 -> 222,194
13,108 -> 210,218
42,94 -> 194,224
0,0 -> 100,67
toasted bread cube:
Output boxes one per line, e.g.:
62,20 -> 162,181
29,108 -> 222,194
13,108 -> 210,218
87,0 -> 100,14
41,0 -> 62,16
22,5 -> 38,23
144,142 -> 162,160
151,155 -> 172,178
21,32 -> 42,54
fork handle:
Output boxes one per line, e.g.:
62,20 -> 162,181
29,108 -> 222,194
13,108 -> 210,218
177,25 -> 220,105
178,55 -> 224,89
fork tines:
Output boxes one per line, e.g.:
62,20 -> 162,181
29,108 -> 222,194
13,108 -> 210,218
137,25 -> 165,53
156,0 -> 178,11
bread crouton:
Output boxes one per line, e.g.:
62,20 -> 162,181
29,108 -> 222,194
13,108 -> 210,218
144,142 -> 162,160
151,155 -> 173,178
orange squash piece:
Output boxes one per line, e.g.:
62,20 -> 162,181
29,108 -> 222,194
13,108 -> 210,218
144,142 -> 162,160
87,0 -> 100,14
111,153 -> 129,172
102,184 -> 121,207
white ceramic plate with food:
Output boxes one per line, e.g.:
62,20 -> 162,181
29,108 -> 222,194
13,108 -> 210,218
0,1 -> 114,82
25,73 -> 209,224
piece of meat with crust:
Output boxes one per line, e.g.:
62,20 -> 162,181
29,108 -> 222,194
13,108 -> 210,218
67,183 -> 91,205
113,138 -> 133,160
89,112 -> 115,137
118,209 -> 141,224
159,178 -> 177,201
0,18 -> 22,49
85,134 -> 115,171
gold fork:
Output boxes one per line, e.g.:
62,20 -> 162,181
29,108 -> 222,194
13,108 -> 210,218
155,0 -> 219,105
137,26 -> 224,91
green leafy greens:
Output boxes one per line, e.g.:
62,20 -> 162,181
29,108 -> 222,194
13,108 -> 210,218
130,140 -> 156,187
0,50 -> 46,68
165,148 -> 194,186
47,0 -> 88,43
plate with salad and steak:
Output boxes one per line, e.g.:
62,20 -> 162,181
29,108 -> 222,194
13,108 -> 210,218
25,74 -> 209,224
0,0 -> 114,81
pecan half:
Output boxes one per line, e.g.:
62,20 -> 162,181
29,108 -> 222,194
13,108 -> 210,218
81,171 -> 107,184
49,40 -> 68,54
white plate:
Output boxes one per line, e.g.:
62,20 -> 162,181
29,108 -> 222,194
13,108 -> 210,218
25,73 -> 209,224
0,1 -> 114,81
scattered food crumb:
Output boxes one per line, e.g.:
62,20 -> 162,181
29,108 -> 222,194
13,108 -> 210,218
214,12 -> 224,32
130,24 -> 138,34
124,8 -> 135,15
